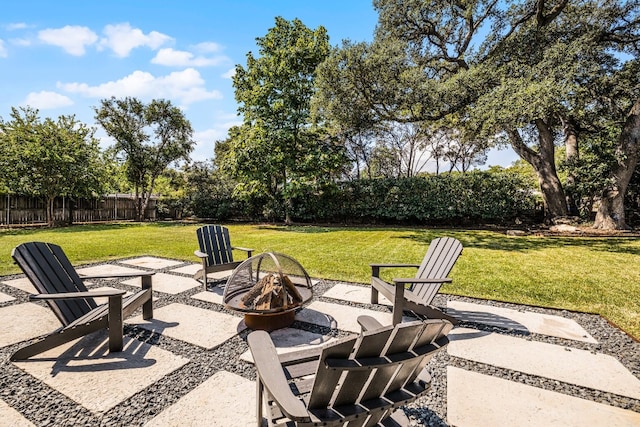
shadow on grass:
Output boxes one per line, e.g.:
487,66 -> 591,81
401,230 -> 640,255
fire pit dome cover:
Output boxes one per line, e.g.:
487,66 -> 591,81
223,252 -> 313,314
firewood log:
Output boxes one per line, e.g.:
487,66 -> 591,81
241,273 -> 273,306
282,275 -> 303,303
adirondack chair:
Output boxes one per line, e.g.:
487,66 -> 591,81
370,237 -> 463,325
194,224 -> 253,290
248,315 -> 453,427
10,242 -> 154,361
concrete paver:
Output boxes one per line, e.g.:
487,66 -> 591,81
13,332 -> 189,414
119,256 -> 184,270
76,264 -> 148,277
128,303 -> 245,349
0,399 -> 36,427
0,303 -> 61,348
191,289 -> 224,305
322,283 -> 392,305
448,328 -> 640,399
240,327 -> 338,363
1,277 -> 37,293
169,263 -> 201,276
144,371 -> 255,427
0,291 -> 15,303
448,367 -> 640,427
296,300 -> 395,332
122,272 -> 200,294
447,300 -> 597,343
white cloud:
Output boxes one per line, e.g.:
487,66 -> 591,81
10,38 -> 31,47
0,40 -> 7,58
5,22 -> 28,31
193,42 -> 223,53
58,68 -> 223,105
151,47 -> 229,67
191,112 -> 242,160
23,91 -> 74,109
222,68 -> 236,79
99,23 -> 172,57
38,25 -> 98,56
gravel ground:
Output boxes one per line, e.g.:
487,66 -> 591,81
0,257 -> 638,426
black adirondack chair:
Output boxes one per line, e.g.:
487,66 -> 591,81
10,242 -> 153,361
248,315 -> 453,426
194,224 -> 253,290
370,237 -> 463,325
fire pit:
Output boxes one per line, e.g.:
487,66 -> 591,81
223,252 -> 313,331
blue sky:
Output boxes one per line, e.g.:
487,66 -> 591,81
0,0 -> 518,166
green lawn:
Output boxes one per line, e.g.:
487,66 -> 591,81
1,222 -> 638,339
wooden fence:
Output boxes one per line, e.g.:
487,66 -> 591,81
0,194 -> 157,226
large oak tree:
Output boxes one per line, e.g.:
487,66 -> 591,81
315,0 -> 639,228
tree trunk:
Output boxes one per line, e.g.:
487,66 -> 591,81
506,121 -> 568,220
134,182 -> 144,222
594,99 -> 640,230
46,195 -> 55,227
562,116 -> 580,216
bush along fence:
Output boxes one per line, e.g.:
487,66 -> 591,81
0,194 -> 157,226
191,172 -> 542,225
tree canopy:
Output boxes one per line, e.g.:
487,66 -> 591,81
0,107 -> 108,226
222,17 -> 347,223
95,97 -> 195,221
315,0 -> 640,228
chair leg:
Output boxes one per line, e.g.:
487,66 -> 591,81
141,275 -> 153,320
392,282 -> 406,325
108,295 -> 124,352
256,379 -> 264,427
371,266 -> 380,304
202,259 -> 208,291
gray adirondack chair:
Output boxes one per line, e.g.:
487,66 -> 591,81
370,236 -> 463,325
248,315 -> 453,426
10,242 -> 153,361
194,225 -> 253,290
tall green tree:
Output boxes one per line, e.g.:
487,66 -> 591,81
317,0 -> 639,227
0,106 -> 109,226
95,97 -> 195,221
224,17 -> 346,223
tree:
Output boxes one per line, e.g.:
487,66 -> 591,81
0,106 -> 109,226
95,97 -> 195,221
317,0 -> 639,227
224,17 -> 347,223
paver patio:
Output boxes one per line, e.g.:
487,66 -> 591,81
1,256 -> 638,426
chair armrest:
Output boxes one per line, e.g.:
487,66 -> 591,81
194,250 -> 208,259
358,315 -> 384,332
392,277 -> 452,284
248,331 -> 310,422
370,263 -> 420,278
79,272 -> 155,280
232,246 -> 254,257
370,263 -> 420,269
232,246 -> 253,252
30,289 -> 126,300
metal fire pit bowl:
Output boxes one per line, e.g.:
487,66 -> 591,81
223,252 -> 313,331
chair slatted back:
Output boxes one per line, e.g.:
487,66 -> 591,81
307,319 -> 452,425
12,242 -> 97,326
412,237 -> 463,303
196,225 -> 234,268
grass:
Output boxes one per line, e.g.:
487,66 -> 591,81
1,222 -> 639,339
